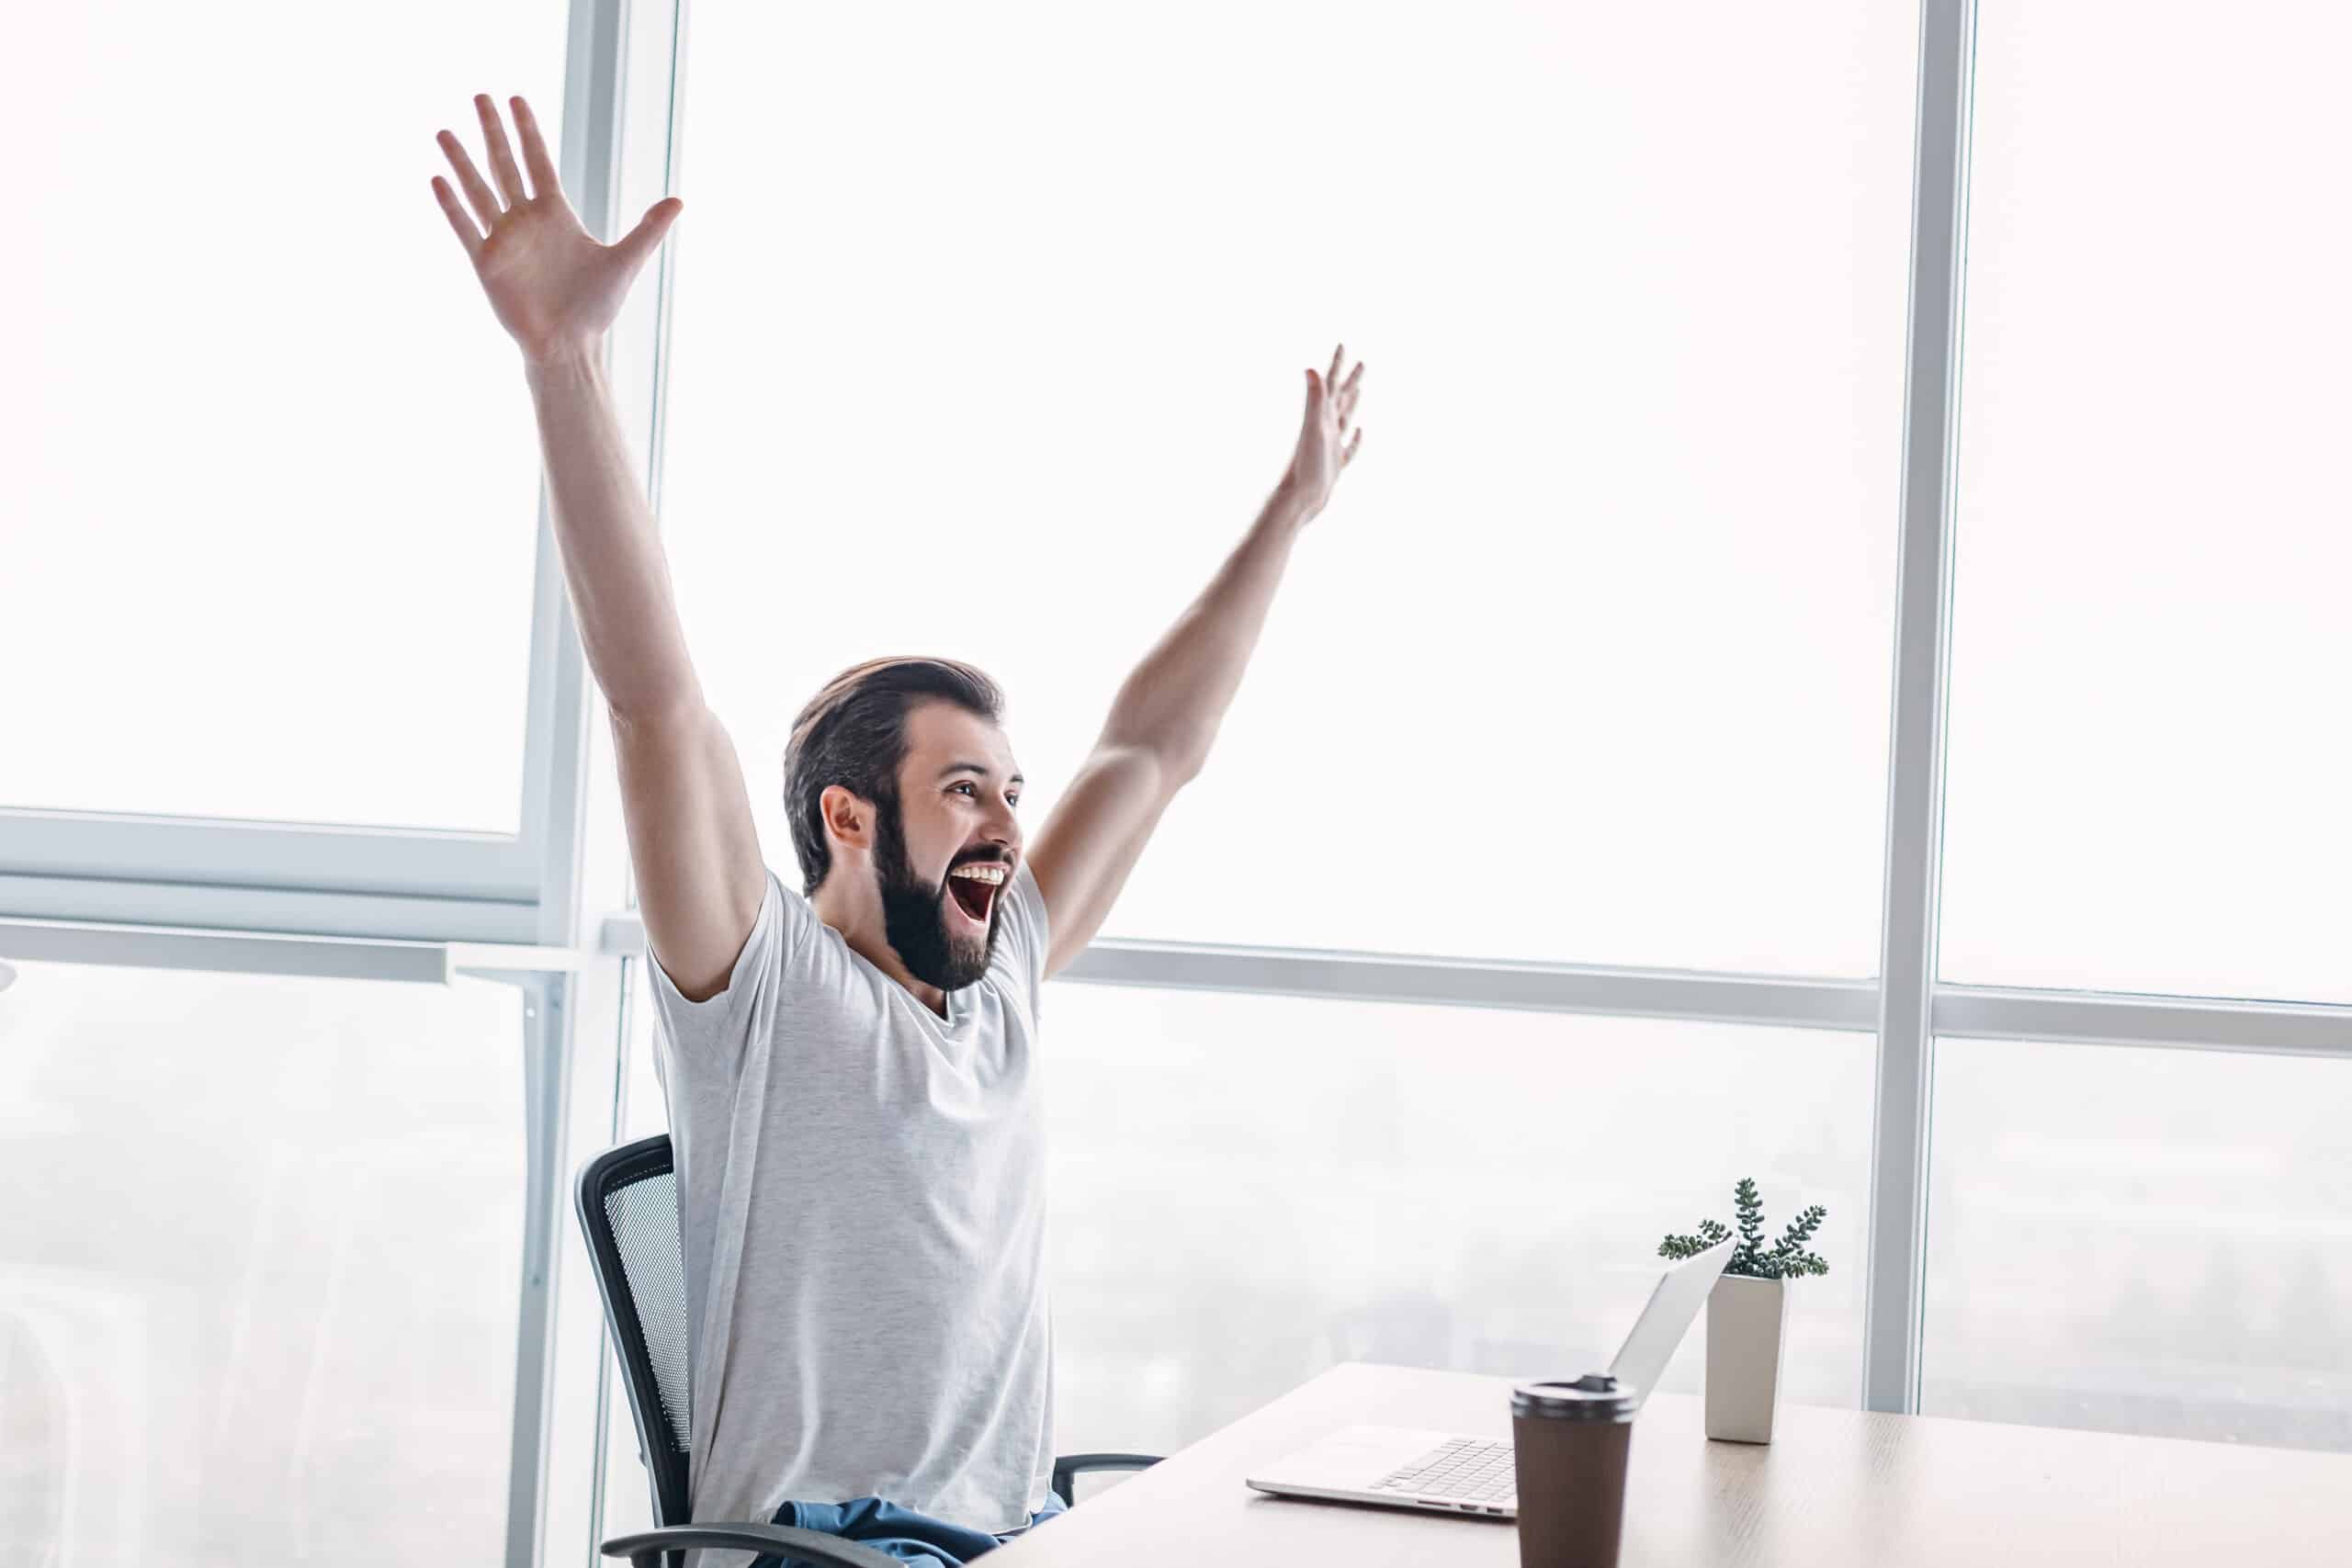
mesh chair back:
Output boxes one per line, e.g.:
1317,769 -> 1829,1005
575,1134 -> 695,1529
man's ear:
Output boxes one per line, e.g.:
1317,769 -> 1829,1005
820,784 -> 874,850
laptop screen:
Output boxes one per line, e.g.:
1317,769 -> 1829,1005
1606,1236 -> 1735,1405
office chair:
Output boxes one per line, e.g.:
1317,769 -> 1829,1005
575,1134 -> 1160,1568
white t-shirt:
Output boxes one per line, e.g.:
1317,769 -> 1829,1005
646,860 -> 1056,1568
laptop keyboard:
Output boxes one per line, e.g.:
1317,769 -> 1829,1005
1371,1437 -> 1517,1510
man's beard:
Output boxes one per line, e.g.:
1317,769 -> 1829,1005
873,790 -> 1000,994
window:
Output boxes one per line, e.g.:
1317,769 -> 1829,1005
0,962 -> 526,1562
596,958 -> 673,1547
655,0 -> 1917,975
0,2 -> 562,833
1939,0 -> 2352,1003
1038,985 -> 1871,1455
1922,1038 -> 2352,1451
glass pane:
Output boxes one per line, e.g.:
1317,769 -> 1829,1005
1923,1038 -> 2352,1451
1940,2 -> 2352,1001
0,3 -> 562,831
659,0 -> 1915,973
617,957 -> 669,1147
1041,987 -> 1871,1457
596,959 -> 667,1546
0,962 -> 526,1562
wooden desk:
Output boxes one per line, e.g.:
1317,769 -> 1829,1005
993,1361 -> 2351,1565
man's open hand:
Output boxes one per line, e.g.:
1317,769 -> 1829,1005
431,94 -> 682,365
1281,344 -> 1366,524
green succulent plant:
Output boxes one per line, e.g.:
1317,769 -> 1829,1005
1658,1177 -> 1829,1280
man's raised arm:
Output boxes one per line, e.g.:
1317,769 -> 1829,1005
433,94 -> 761,999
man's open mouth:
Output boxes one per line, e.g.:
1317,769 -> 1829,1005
946,872 -> 998,925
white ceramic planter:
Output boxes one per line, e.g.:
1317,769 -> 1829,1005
1704,1274 -> 1787,1443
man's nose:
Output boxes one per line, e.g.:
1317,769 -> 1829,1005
981,814 -> 1020,858
983,796 -> 1020,841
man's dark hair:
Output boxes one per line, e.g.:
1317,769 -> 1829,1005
783,656 -> 1006,897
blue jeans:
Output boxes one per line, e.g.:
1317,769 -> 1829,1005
748,1490 -> 1069,1568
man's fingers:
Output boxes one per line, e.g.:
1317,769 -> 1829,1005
1342,360 -> 1364,400
432,175 -> 484,260
616,197 -> 684,272
512,96 -> 561,203
475,94 -> 530,206
1327,343 -> 1345,389
1342,426 -> 1364,466
437,130 -> 503,230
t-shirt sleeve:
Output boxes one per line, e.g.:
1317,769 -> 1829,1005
644,868 -> 806,1068
994,856 -> 1054,1023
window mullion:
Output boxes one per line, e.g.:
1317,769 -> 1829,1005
1865,0 -> 1977,1417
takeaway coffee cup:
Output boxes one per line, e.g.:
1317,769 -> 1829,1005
1510,1372 -> 1638,1568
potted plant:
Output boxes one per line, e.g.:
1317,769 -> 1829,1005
1658,1178 -> 1828,1444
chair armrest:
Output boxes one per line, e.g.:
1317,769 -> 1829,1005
1052,1451 -> 1164,1502
600,1522 -> 902,1568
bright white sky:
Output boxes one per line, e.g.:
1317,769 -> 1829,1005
3,0 -> 2347,999
1939,0 -> 2352,1003
0,0 -> 561,834
657,0 -> 1915,978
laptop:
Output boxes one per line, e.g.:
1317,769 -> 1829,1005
1243,1236 -> 1735,1519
